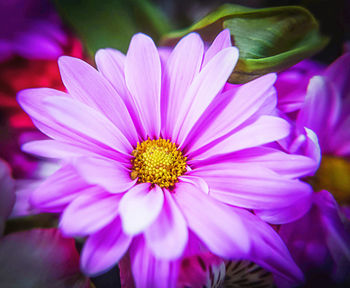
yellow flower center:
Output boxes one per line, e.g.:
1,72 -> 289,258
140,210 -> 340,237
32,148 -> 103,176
131,138 -> 187,188
308,155 -> 350,204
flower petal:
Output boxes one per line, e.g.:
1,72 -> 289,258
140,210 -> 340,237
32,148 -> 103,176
18,89 -> 129,161
173,181 -> 250,258
22,140 -> 103,159
125,33 -> 161,138
130,237 -> 179,288
95,48 -> 145,138
191,115 -> 290,160
234,209 -> 304,284
59,192 -> 121,237
74,157 -> 136,193
43,96 -> 132,157
58,56 -> 138,145
145,189 -> 188,259
119,184 -> 164,235
191,163 -> 312,211
297,76 -> 340,146
191,146 -> 318,179
175,47 -> 239,145
17,88 -> 69,136
30,165 -> 89,212
81,217 -> 132,276
202,29 -> 232,66
161,33 -> 204,138
255,192 -> 312,224
184,74 -> 277,152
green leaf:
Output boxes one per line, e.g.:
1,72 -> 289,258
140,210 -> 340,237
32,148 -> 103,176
55,0 -> 172,55
162,4 -> 329,83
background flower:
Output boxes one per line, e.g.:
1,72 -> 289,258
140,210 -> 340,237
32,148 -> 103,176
0,0 -> 68,61
278,52 -> 350,285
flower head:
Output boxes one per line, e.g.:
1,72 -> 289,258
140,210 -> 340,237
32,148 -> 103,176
278,52 -> 350,284
18,29 -> 314,286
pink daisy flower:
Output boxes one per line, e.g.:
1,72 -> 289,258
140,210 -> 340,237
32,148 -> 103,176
18,30 -> 314,286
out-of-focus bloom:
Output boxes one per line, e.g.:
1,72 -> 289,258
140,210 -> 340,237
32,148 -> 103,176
0,0 -> 68,61
0,228 -> 90,288
279,190 -> 350,284
18,29 -> 316,286
275,60 -> 324,114
279,53 -> 350,284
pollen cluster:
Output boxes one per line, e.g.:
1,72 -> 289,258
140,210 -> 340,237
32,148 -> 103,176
131,138 -> 187,188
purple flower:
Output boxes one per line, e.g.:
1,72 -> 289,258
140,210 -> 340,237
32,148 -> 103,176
296,53 -> 350,156
279,53 -> 350,283
0,0 -> 67,61
279,190 -> 350,283
275,60 -> 324,114
18,30 -> 314,286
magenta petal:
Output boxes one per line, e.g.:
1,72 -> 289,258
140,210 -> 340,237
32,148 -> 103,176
74,157 -> 136,193
125,33 -> 161,138
130,237 -> 179,288
18,89 -> 128,161
0,228 -> 89,287
194,146 -> 318,179
30,165 -> 89,212
324,52 -> 350,96
161,33 -> 204,138
191,163 -> 312,211
119,184 -> 164,235
255,192 -> 312,224
184,74 -> 277,152
43,96 -> 132,156
95,48 -> 128,101
192,115 -> 291,160
179,175 -> 209,194
95,48 -> 145,139
280,190 -> 350,282
17,88 -> 69,135
175,47 -> 239,145
58,56 -> 138,145
173,181 -> 250,258
297,76 -> 340,146
145,189 -> 188,259
202,29 -> 232,66
331,115 -> 350,156
81,217 -> 132,276
59,192 -> 121,237
22,140 -> 104,159
234,209 -> 304,284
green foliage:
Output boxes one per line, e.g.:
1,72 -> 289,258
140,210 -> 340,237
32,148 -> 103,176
163,4 -> 329,83
55,0 -> 172,55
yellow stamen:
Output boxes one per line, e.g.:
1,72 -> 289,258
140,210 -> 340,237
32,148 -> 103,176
131,138 -> 187,188
308,155 -> 350,204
